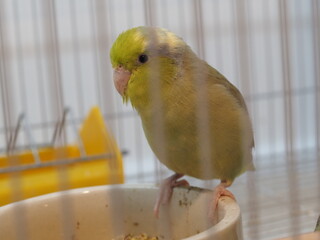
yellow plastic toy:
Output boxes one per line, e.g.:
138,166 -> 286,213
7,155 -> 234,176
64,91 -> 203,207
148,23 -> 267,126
0,106 -> 124,206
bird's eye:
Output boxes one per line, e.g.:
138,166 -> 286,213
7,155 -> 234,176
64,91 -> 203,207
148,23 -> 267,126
138,54 -> 148,63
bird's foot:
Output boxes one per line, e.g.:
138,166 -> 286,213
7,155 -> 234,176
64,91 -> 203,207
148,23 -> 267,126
154,173 -> 189,218
209,181 -> 236,220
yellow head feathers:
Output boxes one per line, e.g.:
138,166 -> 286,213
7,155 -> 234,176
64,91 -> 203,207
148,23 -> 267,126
110,26 -> 188,72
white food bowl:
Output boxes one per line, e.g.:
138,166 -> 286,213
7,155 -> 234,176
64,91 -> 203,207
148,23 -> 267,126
0,184 -> 243,240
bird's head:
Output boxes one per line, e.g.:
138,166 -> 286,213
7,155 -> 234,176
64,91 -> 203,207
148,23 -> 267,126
110,26 -> 189,103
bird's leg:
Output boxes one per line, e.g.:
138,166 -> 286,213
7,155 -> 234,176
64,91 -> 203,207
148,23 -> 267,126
154,173 -> 189,218
209,180 -> 236,219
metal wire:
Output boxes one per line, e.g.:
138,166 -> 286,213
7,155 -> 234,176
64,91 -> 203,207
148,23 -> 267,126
0,0 -> 319,239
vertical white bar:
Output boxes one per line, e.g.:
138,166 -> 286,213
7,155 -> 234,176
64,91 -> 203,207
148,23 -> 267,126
88,0 -> 102,108
0,2 -> 29,239
233,0 -> 259,238
192,0 -> 213,182
12,0 -> 29,146
69,1 -> 85,118
0,0 -> 14,145
193,0 -> 205,59
142,0 -> 164,184
311,0 -> 320,218
41,1 -> 72,240
41,0 -> 65,137
31,0 -> 49,142
279,0 -> 300,237
92,0 -> 114,114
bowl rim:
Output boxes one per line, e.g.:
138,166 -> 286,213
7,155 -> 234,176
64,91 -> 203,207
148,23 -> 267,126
0,184 -> 241,240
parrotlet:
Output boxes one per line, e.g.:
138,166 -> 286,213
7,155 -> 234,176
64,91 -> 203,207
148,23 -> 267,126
110,26 -> 254,217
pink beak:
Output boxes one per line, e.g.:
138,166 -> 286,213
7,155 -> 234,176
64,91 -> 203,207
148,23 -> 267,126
113,66 -> 131,96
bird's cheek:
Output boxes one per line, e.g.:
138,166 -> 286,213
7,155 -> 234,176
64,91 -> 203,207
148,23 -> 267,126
113,67 -> 131,96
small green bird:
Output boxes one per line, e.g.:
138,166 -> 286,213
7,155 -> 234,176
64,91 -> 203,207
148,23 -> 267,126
110,26 -> 254,217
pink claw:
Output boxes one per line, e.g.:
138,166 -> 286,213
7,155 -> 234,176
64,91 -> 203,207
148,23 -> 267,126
209,181 -> 236,220
154,173 -> 189,218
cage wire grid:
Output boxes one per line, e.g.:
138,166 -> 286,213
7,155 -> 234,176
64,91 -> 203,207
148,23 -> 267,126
0,0 -> 319,239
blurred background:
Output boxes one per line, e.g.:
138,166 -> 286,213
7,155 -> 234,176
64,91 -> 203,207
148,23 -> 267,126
0,0 -> 319,239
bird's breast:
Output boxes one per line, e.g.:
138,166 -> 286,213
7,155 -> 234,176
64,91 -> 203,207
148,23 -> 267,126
139,83 -> 253,181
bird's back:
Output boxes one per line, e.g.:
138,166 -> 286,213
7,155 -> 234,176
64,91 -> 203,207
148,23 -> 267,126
140,57 -> 254,182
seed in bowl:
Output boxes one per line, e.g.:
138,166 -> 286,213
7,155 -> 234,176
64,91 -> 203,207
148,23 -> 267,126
113,233 -> 159,240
